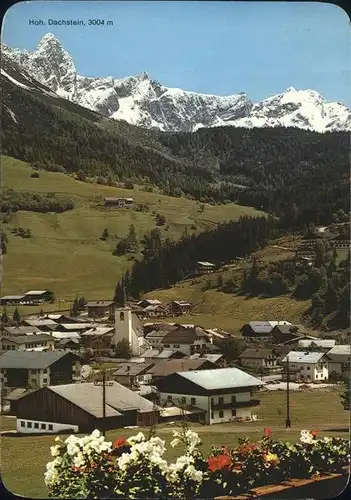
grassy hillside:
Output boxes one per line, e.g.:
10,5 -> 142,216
1,156 -> 264,302
144,236 -> 312,333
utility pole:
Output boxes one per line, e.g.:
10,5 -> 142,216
286,354 -> 291,428
102,370 -> 106,437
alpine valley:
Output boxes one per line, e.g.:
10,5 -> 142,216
2,32 -> 351,133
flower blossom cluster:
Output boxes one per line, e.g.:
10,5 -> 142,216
118,432 -> 168,472
45,429 -> 112,485
300,429 -> 319,444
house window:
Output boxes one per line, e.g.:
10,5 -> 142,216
48,424 -> 53,430
191,397 -> 196,405
231,395 -> 236,404
307,366 -> 310,370
173,344 -> 180,348
120,312 -> 125,321
231,409 -> 236,417
211,411 -> 214,419
41,423 -> 46,430
31,369 -> 36,374
167,395 -> 172,402
163,344 -> 170,348
219,410 -> 224,418
34,422 -> 39,429
218,397 -> 224,405
211,397 -> 214,406
43,369 -> 47,373
20,421 -> 25,427
27,421 -> 32,428
43,378 -> 48,384
181,397 -> 186,404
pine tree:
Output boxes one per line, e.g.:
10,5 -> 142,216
1,308 -> 9,326
101,228 -> 109,240
13,307 -> 20,324
324,280 -> 339,315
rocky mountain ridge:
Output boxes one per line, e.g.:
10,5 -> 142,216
2,32 -> 350,133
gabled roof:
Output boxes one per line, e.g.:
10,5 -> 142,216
282,351 -> 325,364
161,327 -> 208,345
241,321 -> 273,334
175,367 -> 264,390
147,359 -> 216,377
137,299 -> 162,306
24,290 -> 48,296
46,381 -> 155,417
170,300 -> 192,307
0,350 -> 80,369
4,326 -> 42,335
24,319 -> 58,327
298,339 -> 336,349
239,348 -> 275,359
81,326 -> 114,336
188,353 -> 223,363
271,324 -> 307,335
156,349 -> 186,359
326,345 -> 350,363
1,334 -> 54,345
144,305 -> 165,311
1,295 -> 25,300
113,363 -> 153,377
197,261 -> 215,267
51,332 -> 81,340
145,330 -> 168,339
86,301 -> 115,307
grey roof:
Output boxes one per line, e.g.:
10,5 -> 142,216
242,321 -> 273,334
48,381 -> 155,417
282,351 -> 325,364
1,334 -> 54,345
328,345 -> 351,355
156,349 -> 185,359
148,359 -> 216,377
177,367 -> 264,390
24,290 -> 48,295
86,301 -> 115,307
1,295 -> 25,300
326,345 -> 351,363
162,327 -> 208,344
189,353 -> 223,363
271,324 -> 307,335
113,363 -> 153,377
138,299 -> 162,306
142,349 -> 161,358
197,261 -> 215,267
6,388 -> 35,400
298,339 -> 336,349
51,332 -> 81,340
145,330 -> 167,339
4,326 -> 42,335
81,326 -> 114,336
24,319 -> 58,327
0,350 -> 79,369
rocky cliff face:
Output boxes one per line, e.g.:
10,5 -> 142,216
2,33 -> 350,133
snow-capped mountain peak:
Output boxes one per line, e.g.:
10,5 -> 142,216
2,33 -> 350,133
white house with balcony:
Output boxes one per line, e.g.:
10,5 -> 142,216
155,367 -> 264,425
281,351 -> 329,383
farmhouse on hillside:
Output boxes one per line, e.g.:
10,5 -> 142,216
155,367 -> 263,425
196,261 -> 216,275
12,381 -> 159,434
160,326 -> 212,355
0,295 -> 25,306
166,300 -> 192,316
240,321 -> 292,339
104,197 -> 134,207
326,345 -> 350,380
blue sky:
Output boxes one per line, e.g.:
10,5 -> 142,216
2,1 -> 350,105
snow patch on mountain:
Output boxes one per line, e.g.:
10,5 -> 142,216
2,33 -> 350,133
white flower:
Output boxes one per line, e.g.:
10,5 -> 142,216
54,436 -> 61,442
171,438 -> 181,448
127,432 -> 145,445
50,445 -> 61,457
73,452 -> 85,468
67,443 -> 80,456
91,429 -> 101,439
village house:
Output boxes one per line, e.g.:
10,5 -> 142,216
44,314 -> 81,324
155,367 -> 263,425
141,304 -> 166,318
145,329 -> 169,347
137,299 -> 162,309
23,318 -> 59,332
270,324 -> 310,344
0,295 -> 25,306
195,261 -> 216,275
160,326 -> 212,356
22,290 -> 52,304
142,348 -> 186,364
50,332 -> 81,351
188,353 -> 227,367
297,339 -> 337,352
104,197 -> 134,208
1,326 -> 42,336
12,381 -> 159,434
0,351 -> 82,392
0,334 -> 55,352
112,363 -> 154,388
80,326 -> 114,350
239,348 -> 279,373
240,321 -> 292,339
326,345 -> 350,380
281,351 -> 329,383
86,300 -> 115,318
166,300 -> 192,316
146,358 -> 217,384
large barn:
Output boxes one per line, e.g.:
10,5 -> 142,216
13,381 -> 159,434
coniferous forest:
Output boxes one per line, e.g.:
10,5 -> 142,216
1,69 -> 350,330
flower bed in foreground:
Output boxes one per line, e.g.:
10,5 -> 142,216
45,427 -> 350,498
